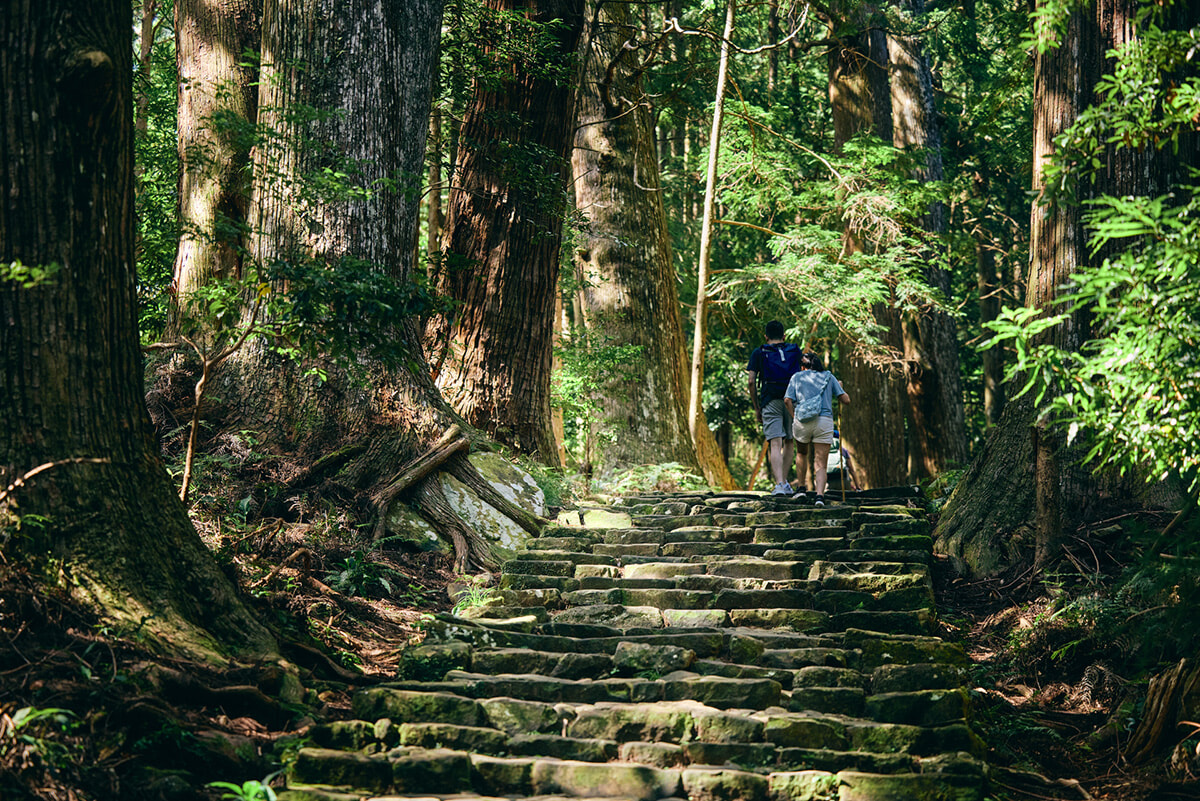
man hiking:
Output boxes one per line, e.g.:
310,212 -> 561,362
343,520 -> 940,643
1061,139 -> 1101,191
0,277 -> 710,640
746,321 -> 802,495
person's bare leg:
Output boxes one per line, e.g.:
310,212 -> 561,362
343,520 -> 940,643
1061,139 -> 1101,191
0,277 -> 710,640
814,442 -> 832,496
768,437 -> 785,485
782,438 -> 795,486
794,446 -> 809,494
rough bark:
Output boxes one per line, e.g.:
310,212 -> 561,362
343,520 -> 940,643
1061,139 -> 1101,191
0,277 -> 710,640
935,0 -> 1160,576
828,5 -> 907,489
168,0 -> 261,342
888,0 -> 969,479
426,0 -> 585,466
571,0 -> 704,476
0,0 -> 275,659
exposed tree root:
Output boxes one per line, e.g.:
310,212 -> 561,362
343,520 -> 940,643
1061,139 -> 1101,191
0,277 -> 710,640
1126,659 -> 1200,764
413,473 -> 497,574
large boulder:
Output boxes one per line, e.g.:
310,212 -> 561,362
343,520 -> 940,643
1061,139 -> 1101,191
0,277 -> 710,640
441,453 -> 548,562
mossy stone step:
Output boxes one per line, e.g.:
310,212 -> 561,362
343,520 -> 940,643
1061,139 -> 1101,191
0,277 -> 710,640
691,658 -> 796,689
660,541 -> 741,557
566,699 -> 763,744
623,561 -> 708,579
709,558 -> 809,581
468,647 -> 613,679
857,518 -> 932,537
663,526 -> 728,542
848,533 -> 933,550
863,687 -> 970,726
593,543 -> 662,558
631,514 -> 714,529
710,588 -> 814,609
576,575 -> 676,590
771,747 -> 915,773
603,528 -> 667,545
813,586 -> 935,614
753,526 -> 848,543
831,609 -> 935,636
761,648 -> 852,670
506,733 -> 618,762
871,662 -> 968,693
510,550 -> 616,565
565,588 -> 715,610
841,629 -> 969,671
788,685 -> 867,715
838,768 -> 986,801
501,559 -> 575,577
725,608 -> 830,631
529,535 -> 601,550
816,571 -> 931,595
554,603 -> 666,629
288,745 -> 471,795
499,573 -> 580,593
827,548 -> 930,565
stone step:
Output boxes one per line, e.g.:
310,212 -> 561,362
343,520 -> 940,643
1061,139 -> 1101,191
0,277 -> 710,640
753,525 -> 847,543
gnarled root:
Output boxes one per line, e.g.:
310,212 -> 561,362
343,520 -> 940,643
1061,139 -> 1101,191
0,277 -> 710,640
412,473 -> 497,574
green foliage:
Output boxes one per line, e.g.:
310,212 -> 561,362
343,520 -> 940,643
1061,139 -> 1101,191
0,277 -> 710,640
451,574 -> 497,617
208,778 -> 278,801
133,0 -> 180,342
983,0 -> 1200,496
0,260 -> 61,289
324,550 -> 400,598
708,134 -> 953,358
552,325 -> 644,466
2,707 -> 80,768
519,460 -> 578,509
598,463 -> 710,495
985,186 -> 1200,494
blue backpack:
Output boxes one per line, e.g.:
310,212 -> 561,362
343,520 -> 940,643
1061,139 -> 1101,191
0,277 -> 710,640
761,343 -> 801,386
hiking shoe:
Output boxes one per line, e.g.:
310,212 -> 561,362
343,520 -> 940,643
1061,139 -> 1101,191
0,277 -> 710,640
791,490 -> 807,502
814,495 -> 826,507
771,482 -> 791,495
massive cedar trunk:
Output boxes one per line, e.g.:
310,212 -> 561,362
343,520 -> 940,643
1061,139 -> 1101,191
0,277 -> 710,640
571,0 -> 703,475
0,0 -> 275,658
217,0 -> 511,570
888,0 -> 968,479
427,0 -> 585,466
828,6 -> 907,489
935,0 -> 1154,575
168,0 -> 260,341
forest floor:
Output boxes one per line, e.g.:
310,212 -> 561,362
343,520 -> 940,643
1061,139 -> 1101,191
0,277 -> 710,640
1,497 -> 1196,801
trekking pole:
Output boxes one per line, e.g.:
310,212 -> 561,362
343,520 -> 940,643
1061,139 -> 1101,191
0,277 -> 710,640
837,413 -> 846,504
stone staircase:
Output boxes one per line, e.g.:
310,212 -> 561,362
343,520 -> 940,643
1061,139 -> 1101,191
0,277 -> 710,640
280,488 -> 991,801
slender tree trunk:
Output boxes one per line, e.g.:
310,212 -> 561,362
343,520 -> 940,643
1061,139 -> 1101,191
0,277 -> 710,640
134,0 -> 157,138
888,0 -> 968,478
0,0 -> 276,658
688,0 -> 735,440
572,0 -> 704,475
168,0 -> 261,342
426,101 -> 443,275
829,4 -> 907,489
426,0 -> 584,466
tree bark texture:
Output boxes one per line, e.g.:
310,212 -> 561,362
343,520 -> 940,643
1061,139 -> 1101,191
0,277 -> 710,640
427,0 -> 585,466
0,0 -> 275,658
571,0 -> 703,476
168,0 -> 261,341
223,0 -> 449,452
936,0 -> 1162,577
888,0 -> 969,479
828,7 -> 907,489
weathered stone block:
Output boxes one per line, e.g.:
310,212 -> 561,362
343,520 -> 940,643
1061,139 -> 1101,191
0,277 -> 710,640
682,767 -> 769,801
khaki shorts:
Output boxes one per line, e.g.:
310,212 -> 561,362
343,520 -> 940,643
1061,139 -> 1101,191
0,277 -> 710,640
792,415 -> 835,445
761,399 -> 792,441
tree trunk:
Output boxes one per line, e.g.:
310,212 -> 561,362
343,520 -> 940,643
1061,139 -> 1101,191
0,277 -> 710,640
0,0 -> 276,659
168,0 -> 261,342
935,0 -> 1151,576
888,0 -> 968,479
571,0 -> 703,476
688,0 -> 734,440
426,0 -> 585,466
828,5 -> 907,489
